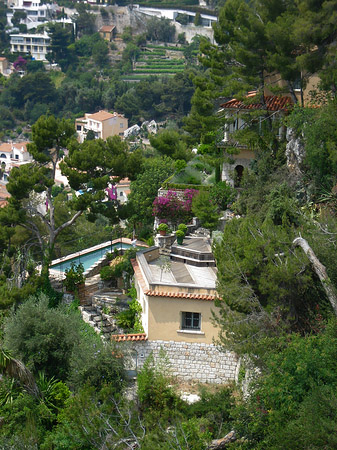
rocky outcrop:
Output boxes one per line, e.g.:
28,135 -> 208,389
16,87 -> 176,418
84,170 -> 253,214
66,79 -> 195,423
285,127 -> 305,177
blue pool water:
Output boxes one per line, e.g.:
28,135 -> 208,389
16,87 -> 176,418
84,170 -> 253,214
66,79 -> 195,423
50,243 -> 133,272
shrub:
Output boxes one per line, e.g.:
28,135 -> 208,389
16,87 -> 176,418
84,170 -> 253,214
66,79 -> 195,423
68,340 -> 125,392
177,223 -> 188,234
192,190 -> 220,230
3,293 -> 81,381
63,263 -> 84,293
137,350 -> 182,420
116,297 -> 143,333
210,181 -> 236,210
175,229 -> 185,238
157,222 -> 169,232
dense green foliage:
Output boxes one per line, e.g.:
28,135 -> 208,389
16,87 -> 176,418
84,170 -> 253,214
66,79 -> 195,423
1,1 -> 337,448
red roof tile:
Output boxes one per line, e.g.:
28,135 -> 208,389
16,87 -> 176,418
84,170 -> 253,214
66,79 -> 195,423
144,290 -> 216,301
100,25 -> 115,32
111,333 -> 147,342
131,259 -> 148,292
220,93 -> 293,112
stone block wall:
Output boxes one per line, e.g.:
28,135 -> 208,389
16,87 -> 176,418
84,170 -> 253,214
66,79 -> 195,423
120,339 -> 239,384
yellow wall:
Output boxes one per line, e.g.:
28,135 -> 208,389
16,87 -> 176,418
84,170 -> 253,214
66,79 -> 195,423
146,296 -> 219,344
234,148 -> 255,160
264,71 -> 320,105
102,117 -> 128,140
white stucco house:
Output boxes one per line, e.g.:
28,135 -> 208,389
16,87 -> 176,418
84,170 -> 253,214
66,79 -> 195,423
0,141 -> 33,180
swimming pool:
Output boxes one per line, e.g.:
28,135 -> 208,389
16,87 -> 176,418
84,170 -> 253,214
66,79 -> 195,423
50,242 -> 133,273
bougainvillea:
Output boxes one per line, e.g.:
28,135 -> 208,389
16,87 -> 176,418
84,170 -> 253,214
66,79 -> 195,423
153,189 -> 198,223
13,56 -> 27,71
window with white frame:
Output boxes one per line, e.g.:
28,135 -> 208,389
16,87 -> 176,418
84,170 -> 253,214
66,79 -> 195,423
181,312 -> 201,330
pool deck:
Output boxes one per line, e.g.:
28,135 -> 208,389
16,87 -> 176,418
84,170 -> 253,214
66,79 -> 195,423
49,238 -> 148,278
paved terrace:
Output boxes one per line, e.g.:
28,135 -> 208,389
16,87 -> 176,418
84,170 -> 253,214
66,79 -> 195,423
148,257 -> 217,288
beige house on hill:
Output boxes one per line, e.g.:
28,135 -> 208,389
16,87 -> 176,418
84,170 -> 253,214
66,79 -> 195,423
220,92 -> 292,186
99,25 -> 116,42
75,110 -> 128,143
122,237 -> 238,384
219,71 -> 321,186
0,57 -> 10,76
132,238 -> 218,344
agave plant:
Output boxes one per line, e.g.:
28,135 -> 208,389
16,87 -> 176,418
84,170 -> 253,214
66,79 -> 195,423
36,371 -> 60,410
0,377 -> 21,406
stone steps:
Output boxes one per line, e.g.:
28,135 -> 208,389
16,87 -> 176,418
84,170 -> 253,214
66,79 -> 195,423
78,288 -> 129,338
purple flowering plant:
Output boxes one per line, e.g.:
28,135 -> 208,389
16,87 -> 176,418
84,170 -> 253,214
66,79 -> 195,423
153,189 -> 198,223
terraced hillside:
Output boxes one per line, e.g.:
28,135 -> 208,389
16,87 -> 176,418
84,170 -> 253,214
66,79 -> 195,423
123,45 -> 187,80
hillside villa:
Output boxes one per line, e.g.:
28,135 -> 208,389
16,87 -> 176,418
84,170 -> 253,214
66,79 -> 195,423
113,236 -> 238,384
75,110 -> 128,143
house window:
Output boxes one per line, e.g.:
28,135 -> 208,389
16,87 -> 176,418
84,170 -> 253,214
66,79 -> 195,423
120,122 -> 124,128
76,125 -> 82,131
181,312 -> 201,330
120,191 -> 123,197
0,154 -> 6,158
15,155 -> 19,160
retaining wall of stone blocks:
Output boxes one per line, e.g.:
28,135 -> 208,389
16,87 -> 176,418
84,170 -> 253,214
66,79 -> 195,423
121,339 -> 239,384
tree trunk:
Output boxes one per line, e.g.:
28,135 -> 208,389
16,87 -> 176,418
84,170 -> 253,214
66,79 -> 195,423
207,431 -> 236,449
293,237 -> 337,316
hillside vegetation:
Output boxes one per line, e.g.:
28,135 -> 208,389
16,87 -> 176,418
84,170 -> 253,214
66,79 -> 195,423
0,0 -> 337,448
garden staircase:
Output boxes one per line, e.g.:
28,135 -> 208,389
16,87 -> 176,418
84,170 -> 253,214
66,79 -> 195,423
79,288 -> 129,340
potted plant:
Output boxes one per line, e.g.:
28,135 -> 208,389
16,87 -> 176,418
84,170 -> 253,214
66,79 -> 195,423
178,223 -> 188,235
157,223 -> 169,236
175,229 -> 185,245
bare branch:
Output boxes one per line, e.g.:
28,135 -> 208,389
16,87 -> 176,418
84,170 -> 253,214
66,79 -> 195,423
293,236 -> 337,316
54,210 -> 83,239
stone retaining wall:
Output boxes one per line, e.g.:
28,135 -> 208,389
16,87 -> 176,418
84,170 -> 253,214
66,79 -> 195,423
121,339 -> 239,384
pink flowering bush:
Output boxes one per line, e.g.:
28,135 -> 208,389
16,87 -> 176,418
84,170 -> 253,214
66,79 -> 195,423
153,189 -> 198,224
13,56 -> 27,71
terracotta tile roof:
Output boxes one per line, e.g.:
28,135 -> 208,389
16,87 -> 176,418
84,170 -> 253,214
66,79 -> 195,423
220,92 -> 293,112
100,25 -> 115,32
144,290 -> 216,301
116,177 -> 130,186
0,200 -> 8,208
88,110 -> 125,122
0,57 -> 7,61
0,184 -> 10,200
131,259 -> 148,292
111,333 -> 147,342
0,142 -> 29,153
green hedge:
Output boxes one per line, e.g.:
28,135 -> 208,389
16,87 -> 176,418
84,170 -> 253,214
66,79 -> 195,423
137,65 -> 185,70
138,60 -> 185,65
133,68 -> 185,73
141,50 -> 166,55
162,182 -> 211,190
145,45 -> 186,52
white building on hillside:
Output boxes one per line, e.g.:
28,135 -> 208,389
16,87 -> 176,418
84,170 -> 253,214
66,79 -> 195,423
75,111 -> 128,143
10,32 -> 50,60
7,0 -> 57,29
0,141 -> 33,181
